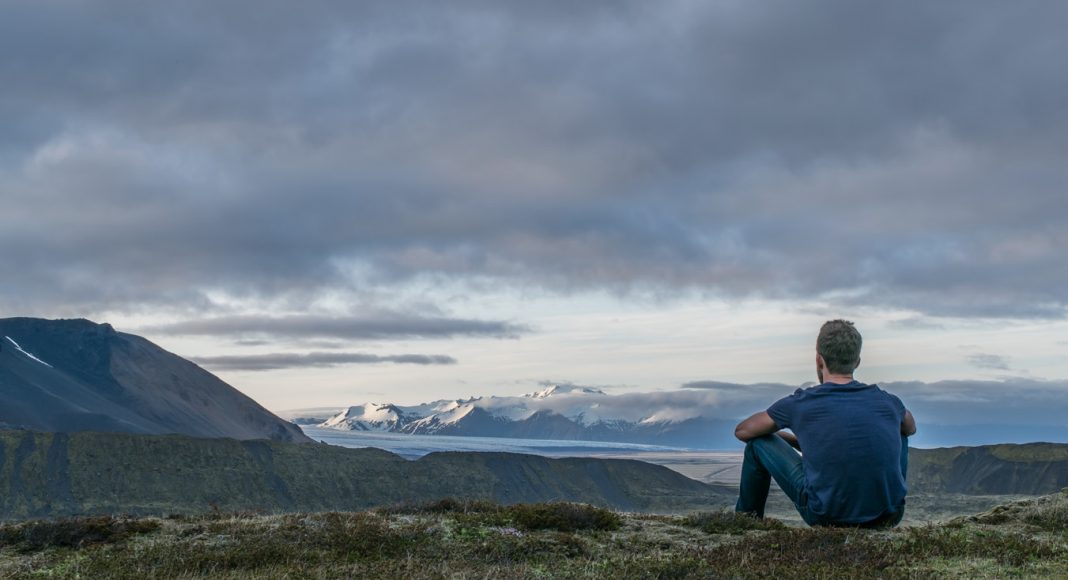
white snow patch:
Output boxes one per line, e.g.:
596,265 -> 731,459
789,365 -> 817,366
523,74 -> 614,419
638,408 -> 701,425
528,384 -> 606,399
4,336 -> 53,368
435,402 -> 475,425
320,403 -> 407,431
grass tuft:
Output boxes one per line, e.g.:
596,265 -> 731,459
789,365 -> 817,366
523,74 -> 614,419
705,528 -> 896,575
898,525 -> 1065,566
680,510 -> 787,534
508,502 -> 622,532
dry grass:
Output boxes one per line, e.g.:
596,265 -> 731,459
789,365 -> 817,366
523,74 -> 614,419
0,494 -> 1065,579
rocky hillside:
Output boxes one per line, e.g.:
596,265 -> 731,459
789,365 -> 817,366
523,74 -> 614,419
0,318 -> 308,443
910,443 -> 1068,495
0,430 -> 733,520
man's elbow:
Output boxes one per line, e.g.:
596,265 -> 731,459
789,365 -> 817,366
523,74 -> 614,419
734,425 -> 753,442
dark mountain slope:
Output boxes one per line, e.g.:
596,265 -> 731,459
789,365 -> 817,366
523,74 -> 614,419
0,318 -> 308,442
910,442 -> 1068,494
0,430 -> 734,520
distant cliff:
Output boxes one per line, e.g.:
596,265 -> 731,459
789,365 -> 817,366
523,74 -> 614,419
0,317 -> 308,443
910,443 -> 1068,495
0,430 -> 733,520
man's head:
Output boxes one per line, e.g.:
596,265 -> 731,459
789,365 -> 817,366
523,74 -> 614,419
816,319 -> 862,377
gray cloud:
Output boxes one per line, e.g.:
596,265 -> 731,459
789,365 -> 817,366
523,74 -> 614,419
678,378 -> 1068,432
536,380 -> 615,391
192,351 -> 457,371
469,377 -> 1068,445
2,1 -> 1068,318
144,314 -> 526,340
967,353 -> 1012,371
887,317 -> 946,331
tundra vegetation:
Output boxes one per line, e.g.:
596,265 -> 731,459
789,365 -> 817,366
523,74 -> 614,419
0,492 -> 1065,578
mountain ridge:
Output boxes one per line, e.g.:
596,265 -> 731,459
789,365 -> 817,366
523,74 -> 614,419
0,317 -> 309,443
910,442 -> 1068,495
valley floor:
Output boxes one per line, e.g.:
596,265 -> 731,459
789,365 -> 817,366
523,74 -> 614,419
1,492 -> 1065,579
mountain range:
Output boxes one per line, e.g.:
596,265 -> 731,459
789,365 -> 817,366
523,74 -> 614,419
0,317 -> 308,443
305,385 -> 738,448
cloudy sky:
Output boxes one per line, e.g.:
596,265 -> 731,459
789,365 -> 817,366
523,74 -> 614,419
2,1 -> 1066,438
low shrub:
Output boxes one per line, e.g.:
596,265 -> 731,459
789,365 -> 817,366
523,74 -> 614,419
1022,502 -> 1068,531
507,502 -> 622,532
681,510 -> 787,534
380,499 -> 622,533
378,497 -> 502,515
0,516 -> 160,552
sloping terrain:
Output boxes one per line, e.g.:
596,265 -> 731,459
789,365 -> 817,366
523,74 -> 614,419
0,430 -> 733,520
910,443 -> 1068,495
0,318 -> 308,443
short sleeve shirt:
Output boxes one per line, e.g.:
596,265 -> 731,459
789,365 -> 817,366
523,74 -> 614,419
767,381 -> 907,523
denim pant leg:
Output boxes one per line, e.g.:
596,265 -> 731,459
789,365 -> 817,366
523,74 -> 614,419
900,435 -> 909,481
888,435 -> 909,527
735,434 -> 807,518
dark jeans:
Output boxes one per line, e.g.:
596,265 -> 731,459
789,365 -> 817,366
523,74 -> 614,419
735,434 -> 908,527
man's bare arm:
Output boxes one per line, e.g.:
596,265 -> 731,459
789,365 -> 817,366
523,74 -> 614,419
776,430 -> 801,451
901,409 -> 917,437
734,411 -> 779,442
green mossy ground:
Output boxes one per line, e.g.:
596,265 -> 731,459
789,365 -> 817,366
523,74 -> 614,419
1,492 -> 1065,579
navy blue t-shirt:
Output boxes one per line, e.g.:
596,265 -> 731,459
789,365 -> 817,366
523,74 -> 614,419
767,381 -> 907,524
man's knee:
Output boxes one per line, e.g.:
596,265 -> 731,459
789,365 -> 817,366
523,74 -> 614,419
747,433 -> 785,452
742,434 -> 781,463
743,434 -> 774,453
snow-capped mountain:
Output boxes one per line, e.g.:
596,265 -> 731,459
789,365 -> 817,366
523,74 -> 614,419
315,384 -> 738,448
319,403 -> 416,432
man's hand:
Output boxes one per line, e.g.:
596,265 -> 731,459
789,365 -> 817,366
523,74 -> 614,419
777,430 -> 801,451
734,411 -> 779,442
901,409 -> 917,437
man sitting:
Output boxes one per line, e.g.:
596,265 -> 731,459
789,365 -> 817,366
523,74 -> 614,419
733,320 -> 916,527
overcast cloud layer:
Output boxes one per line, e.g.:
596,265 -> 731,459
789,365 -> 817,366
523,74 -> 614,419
679,379 -> 1068,429
3,1 -> 1068,320
147,314 -> 526,340
193,351 -> 457,371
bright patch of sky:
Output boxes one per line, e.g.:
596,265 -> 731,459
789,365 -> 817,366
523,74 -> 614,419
100,287 -> 1068,413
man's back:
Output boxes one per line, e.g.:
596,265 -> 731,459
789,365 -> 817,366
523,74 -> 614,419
733,320 -> 915,527
768,381 -> 907,523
